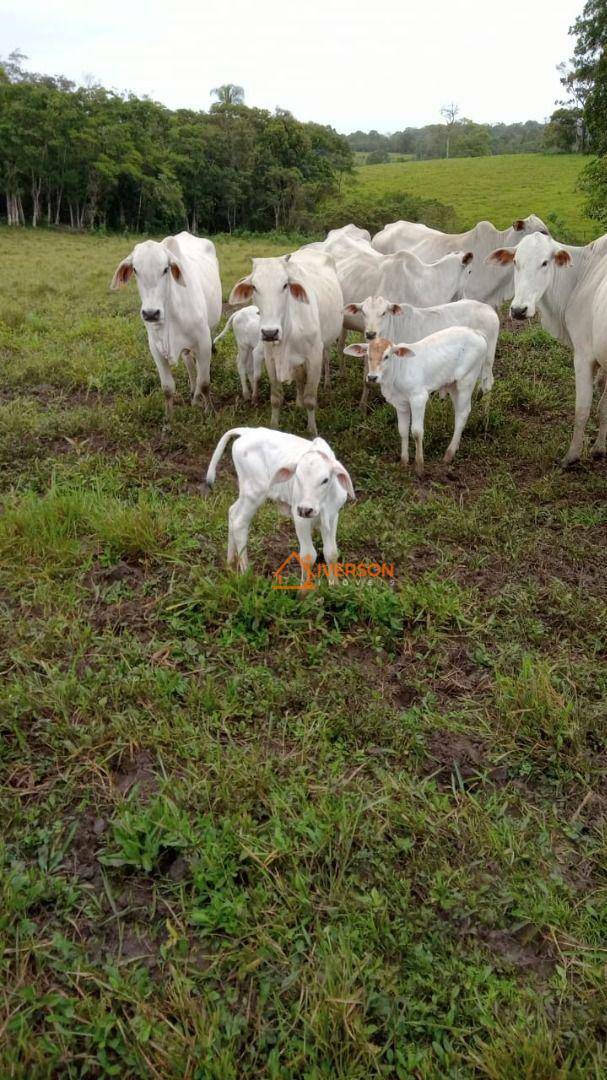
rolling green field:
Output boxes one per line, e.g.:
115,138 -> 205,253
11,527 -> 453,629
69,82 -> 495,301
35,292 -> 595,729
2,226 -> 607,1078
349,154 -> 595,241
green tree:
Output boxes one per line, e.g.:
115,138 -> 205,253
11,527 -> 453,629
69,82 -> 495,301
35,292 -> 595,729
211,84 -> 245,106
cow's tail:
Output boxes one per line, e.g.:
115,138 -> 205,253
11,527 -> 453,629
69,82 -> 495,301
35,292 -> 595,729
205,427 -> 248,488
213,312 -> 237,348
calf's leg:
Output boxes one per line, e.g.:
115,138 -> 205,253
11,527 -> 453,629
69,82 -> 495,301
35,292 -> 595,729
236,345 -> 251,401
227,493 -> 263,573
293,514 -> 317,584
444,383 -> 473,465
409,395 -> 428,478
396,402 -> 411,465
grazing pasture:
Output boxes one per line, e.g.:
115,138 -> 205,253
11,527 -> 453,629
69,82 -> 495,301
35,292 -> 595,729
349,153 -> 595,241
2,226 -> 607,1077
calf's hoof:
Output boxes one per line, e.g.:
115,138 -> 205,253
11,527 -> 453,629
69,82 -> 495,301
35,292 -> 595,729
557,454 -> 581,470
591,447 -> 606,462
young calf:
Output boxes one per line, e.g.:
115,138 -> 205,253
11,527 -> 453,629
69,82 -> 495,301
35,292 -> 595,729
213,307 -> 263,402
206,427 -> 355,578
344,327 -> 487,476
344,295 -> 499,409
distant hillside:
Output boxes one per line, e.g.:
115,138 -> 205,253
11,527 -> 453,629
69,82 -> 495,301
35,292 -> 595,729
344,154 -> 596,242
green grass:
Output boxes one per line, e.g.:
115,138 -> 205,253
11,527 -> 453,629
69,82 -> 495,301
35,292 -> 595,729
1,226 -> 607,1077
349,154 -> 596,242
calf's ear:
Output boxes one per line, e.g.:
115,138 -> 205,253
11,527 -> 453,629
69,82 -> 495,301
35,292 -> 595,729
333,463 -> 356,500
485,247 -> 515,266
169,259 -> 186,286
462,251 -> 474,266
388,303 -> 403,315
344,302 -> 361,315
513,218 -> 526,231
229,278 -> 254,304
110,256 -> 133,290
392,345 -> 415,359
554,249 -> 572,267
289,281 -> 309,303
270,463 -> 297,486
343,343 -> 368,357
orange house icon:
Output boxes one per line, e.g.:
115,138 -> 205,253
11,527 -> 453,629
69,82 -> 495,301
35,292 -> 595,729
272,551 -> 315,590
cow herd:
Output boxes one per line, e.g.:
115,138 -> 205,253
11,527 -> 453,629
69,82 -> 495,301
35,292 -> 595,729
110,215 -> 607,579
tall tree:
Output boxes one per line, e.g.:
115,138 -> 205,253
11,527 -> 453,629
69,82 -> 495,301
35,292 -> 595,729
211,84 -> 245,106
440,102 -> 460,159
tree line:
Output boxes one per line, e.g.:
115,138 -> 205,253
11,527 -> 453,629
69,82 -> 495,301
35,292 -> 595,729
347,113 -> 585,163
0,53 -> 352,233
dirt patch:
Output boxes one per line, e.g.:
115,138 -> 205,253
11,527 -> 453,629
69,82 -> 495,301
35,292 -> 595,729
424,728 -> 508,788
112,748 -> 159,801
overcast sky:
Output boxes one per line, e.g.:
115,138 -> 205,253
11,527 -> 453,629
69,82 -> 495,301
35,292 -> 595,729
3,0 -> 580,132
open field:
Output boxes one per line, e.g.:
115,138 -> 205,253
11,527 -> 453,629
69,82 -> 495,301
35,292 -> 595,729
349,154 -> 596,242
2,226 -> 607,1077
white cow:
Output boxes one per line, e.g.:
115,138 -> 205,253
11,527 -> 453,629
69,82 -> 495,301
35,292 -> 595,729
344,327 -> 487,476
205,426 -> 355,579
486,230 -> 607,466
213,307 -> 263,402
110,231 -> 222,424
228,250 -> 343,436
376,250 -> 474,308
372,215 -> 549,307
344,296 -> 499,408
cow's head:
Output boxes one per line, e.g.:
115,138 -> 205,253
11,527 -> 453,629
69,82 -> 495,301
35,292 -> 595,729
343,335 -> 411,384
446,250 -> 474,299
485,232 -> 572,318
110,240 -> 185,324
512,214 -> 550,237
229,256 -> 309,345
344,296 -> 404,341
270,443 -> 355,518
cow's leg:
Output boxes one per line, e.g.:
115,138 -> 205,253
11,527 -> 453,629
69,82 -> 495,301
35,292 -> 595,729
396,402 -> 411,466
303,352 -> 322,436
227,493 -> 263,573
183,350 -> 197,395
265,353 -> 283,428
192,329 -> 213,411
293,513 -> 317,583
359,356 -> 370,412
323,346 -> 332,390
338,325 -> 348,376
295,364 -> 306,408
591,370 -> 607,459
150,344 -> 176,428
236,345 -> 251,401
319,509 -> 339,583
444,383 -> 473,465
561,353 -> 594,466
409,394 -> 428,478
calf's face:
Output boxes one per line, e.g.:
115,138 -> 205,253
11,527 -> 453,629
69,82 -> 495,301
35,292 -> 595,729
343,337 -> 415,382
270,449 -> 354,519
344,297 -> 403,340
229,257 -> 309,344
110,242 -> 185,324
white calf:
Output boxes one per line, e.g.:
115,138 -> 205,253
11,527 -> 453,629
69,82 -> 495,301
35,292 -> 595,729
344,327 -> 487,476
213,307 -> 263,402
206,427 -> 355,579
345,296 -> 499,408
